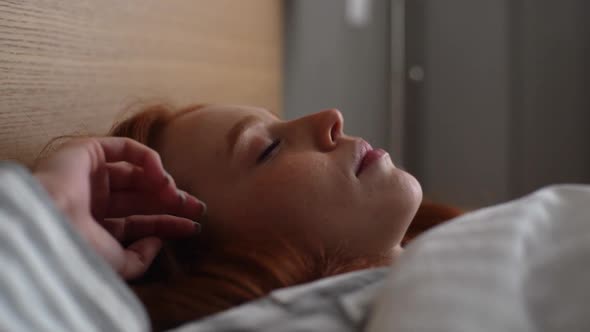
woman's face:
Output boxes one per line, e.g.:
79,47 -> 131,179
157,105 -> 422,257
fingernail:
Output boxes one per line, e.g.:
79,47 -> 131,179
178,190 -> 187,205
193,222 -> 202,234
197,200 -> 207,217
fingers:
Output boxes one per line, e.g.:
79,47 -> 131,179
106,161 -> 181,210
106,188 -> 206,220
58,137 -> 169,192
120,237 -> 163,280
103,144 -> 206,221
103,215 -> 200,242
108,214 -> 201,280
96,137 -> 169,186
106,162 -> 155,192
39,137 -> 166,185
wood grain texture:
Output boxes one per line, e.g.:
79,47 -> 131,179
0,0 -> 283,165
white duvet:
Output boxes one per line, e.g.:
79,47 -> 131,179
367,185 -> 590,332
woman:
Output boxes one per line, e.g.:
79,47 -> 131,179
108,103 -> 461,330
10,104 -> 586,332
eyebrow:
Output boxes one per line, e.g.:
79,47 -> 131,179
226,115 -> 260,156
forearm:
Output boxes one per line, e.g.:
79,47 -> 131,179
0,162 -> 148,332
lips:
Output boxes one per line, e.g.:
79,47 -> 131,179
359,148 -> 388,174
353,140 -> 389,176
354,140 -> 372,176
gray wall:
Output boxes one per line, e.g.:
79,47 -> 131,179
406,0 -> 512,207
284,0 -> 392,151
407,0 -> 590,207
514,0 -> 590,197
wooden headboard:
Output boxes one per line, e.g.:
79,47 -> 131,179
0,0 -> 283,166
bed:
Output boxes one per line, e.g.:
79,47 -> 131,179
3,3 -> 590,332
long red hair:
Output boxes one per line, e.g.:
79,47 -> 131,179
109,104 -> 462,331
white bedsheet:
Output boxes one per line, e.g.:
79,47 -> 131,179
366,185 -> 590,332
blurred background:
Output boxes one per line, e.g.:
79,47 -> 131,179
284,0 -> 590,208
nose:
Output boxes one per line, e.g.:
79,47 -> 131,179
307,109 -> 344,151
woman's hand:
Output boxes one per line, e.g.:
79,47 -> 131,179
34,137 -> 205,280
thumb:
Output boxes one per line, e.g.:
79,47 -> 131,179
120,237 -> 163,280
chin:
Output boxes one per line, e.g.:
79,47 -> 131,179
403,171 -> 423,212
370,171 -> 422,247
386,168 -> 422,209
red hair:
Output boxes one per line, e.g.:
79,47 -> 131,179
109,104 -> 462,331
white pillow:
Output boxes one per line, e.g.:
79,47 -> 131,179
366,185 -> 590,332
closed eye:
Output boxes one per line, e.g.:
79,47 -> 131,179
257,139 -> 281,163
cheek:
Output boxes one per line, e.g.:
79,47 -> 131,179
249,161 -> 321,222
244,157 -> 357,240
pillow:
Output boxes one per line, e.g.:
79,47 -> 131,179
171,267 -> 389,332
366,185 -> 590,332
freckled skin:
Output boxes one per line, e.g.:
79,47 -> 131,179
157,105 -> 422,258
